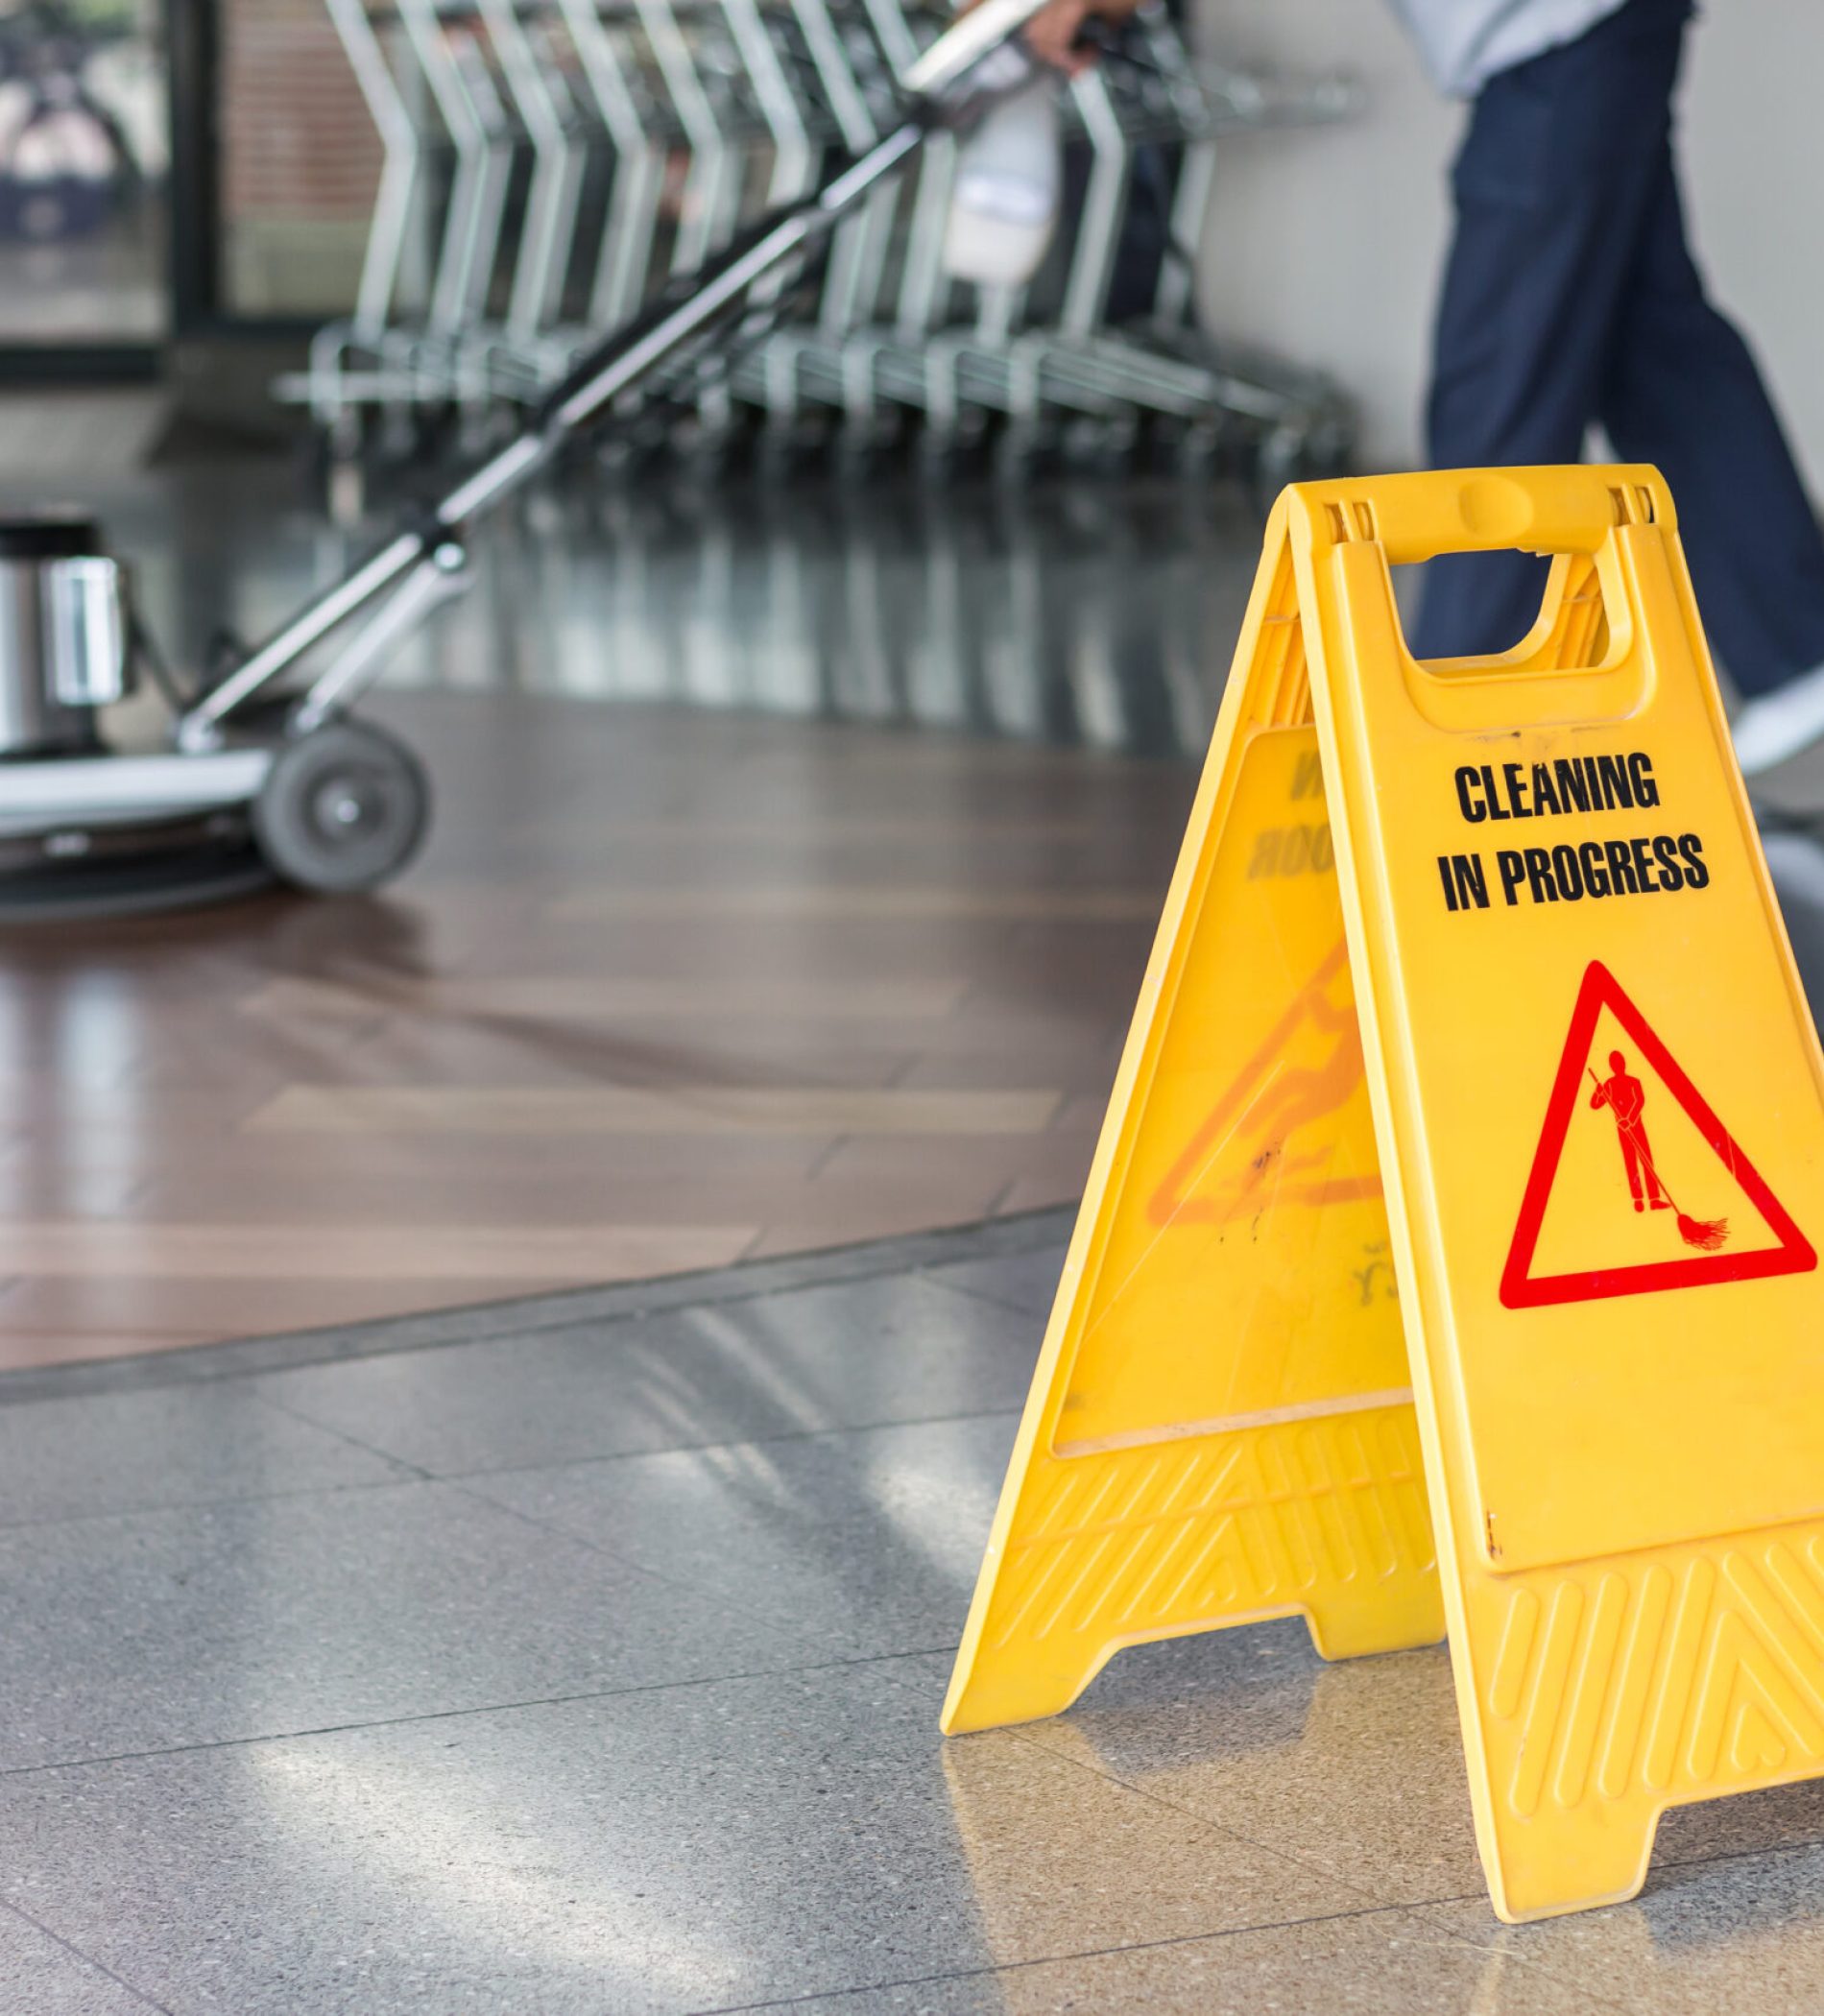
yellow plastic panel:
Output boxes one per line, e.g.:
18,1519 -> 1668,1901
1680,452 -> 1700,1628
945,464 -> 1824,1924
1290,466 -> 1824,1919
941,518 -> 1445,1743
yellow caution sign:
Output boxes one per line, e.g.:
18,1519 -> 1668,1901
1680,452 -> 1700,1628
943,466 -> 1824,1923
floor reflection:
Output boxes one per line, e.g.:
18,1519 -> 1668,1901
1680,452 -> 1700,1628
0,461 -> 1260,761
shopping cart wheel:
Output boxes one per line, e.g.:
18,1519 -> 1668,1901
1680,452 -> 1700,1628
252,719 -> 431,895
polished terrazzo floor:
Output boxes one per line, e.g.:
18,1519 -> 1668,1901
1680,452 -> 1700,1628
5,1212 -> 1824,2014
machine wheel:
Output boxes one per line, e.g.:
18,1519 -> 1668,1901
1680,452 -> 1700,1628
252,720 -> 430,895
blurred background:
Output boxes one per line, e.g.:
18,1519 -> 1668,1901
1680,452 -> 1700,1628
0,0 -> 1808,470
1,0 -> 1821,1372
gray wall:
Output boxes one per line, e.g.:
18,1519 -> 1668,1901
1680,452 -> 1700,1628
1193,1 -> 1824,488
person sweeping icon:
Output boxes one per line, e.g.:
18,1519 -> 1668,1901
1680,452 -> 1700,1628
1589,1051 -> 1728,1250
1589,1051 -> 1667,1212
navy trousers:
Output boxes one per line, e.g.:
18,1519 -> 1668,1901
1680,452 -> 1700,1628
1412,0 -> 1824,696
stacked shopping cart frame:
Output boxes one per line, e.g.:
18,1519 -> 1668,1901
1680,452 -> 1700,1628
282,0 -> 1360,479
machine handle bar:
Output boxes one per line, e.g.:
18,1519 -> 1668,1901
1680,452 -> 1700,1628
179,0 -> 1057,744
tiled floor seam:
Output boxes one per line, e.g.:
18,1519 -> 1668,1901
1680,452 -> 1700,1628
0,1896 -> 176,2014
433,1463 -> 871,1650
947,1193 -> 1016,1258
437,1465 -> 780,1619
0,1467 -> 436,1541
987,1714 -> 1404,1906
228,1388 -> 449,1481
669,1896 -> 1479,2016
904,1677 -> 1461,1935
0,1212 -> 1074,1404
0,1643 -> 962,1784
992,1703 -> 1812,1994
0,1251 -> 1038,1403
254,1391 -> 1023,1491
1656,1829 -> 1824,1873
1384,1901 -> 1635,2011
982,1709 -> 1748,1990
385,1260 -> 1050,1363
242,1385 -> 443,1481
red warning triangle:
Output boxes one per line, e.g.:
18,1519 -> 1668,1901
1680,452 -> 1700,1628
1500,960 -> 1815,1308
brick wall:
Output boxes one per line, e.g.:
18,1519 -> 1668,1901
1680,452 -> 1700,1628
219,0 -> 382,312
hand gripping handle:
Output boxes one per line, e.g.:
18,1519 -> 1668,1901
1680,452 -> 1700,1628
900,0 -> 1055,104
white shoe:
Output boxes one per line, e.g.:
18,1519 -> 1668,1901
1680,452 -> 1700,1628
1731,661 -> 1824,777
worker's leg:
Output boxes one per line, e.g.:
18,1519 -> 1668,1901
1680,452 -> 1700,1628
1597,101 -> 1824,703
1632,1125 -> 1669,1206
1620,1135 -> 1646,1209
1411,0 -> 1687,661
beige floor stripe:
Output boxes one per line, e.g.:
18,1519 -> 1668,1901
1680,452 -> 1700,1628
246,1087 -> 1064,1136
548,888 -> 1163,921
0,1223 -> 757,1280
240,976 -> 972,1020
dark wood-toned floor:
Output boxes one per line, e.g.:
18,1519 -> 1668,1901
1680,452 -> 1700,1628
1,686 -> 1196,1368
12,431 -> 1824,1374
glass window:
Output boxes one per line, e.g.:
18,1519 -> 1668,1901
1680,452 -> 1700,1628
0,0 -> 167,343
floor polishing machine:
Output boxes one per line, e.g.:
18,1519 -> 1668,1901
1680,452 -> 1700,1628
0,0 -> 1056,920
